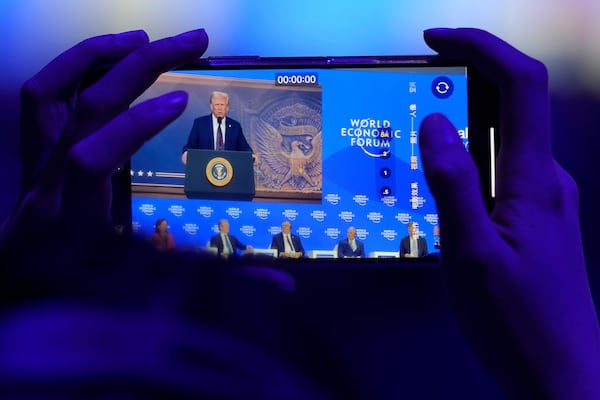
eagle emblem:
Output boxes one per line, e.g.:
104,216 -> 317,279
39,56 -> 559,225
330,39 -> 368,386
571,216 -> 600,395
253,96 -> 322,192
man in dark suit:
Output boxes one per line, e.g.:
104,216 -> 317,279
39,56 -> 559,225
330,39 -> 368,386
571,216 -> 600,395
270,220 -> 305,258
209,219 -> 252,258
337,226 -> 365,258
399,221 -> 428,258
181,91 -> 252,165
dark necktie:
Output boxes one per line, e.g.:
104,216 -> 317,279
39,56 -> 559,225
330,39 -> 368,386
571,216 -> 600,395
216,118 -> 223,150
286,235 -> 295,252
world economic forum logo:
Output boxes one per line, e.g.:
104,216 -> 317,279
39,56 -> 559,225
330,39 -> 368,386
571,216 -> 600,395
325,193 -> 341,205
240,225 -> 257,237
183,223 -> 200,235
268,226 -> 282,235
340,118 -> 399,155
197,206 -> 214,218
356,228 -> 369,241
310,210 -> 327,222
139,203 -> 156,216
338,211 -> 355,223
226,207 -> 242,219
353,194 -> 369,206
254,208 -> 270,220
381,195 -> 397,207
325,227 -> 341,240
168,205 -> 185,217
395,213 -> 411,224
367,212 -> 383,223
282,209 -> 299,221
298,226 -> 312,239
424,214 -> 439,225
381,229 -> 398,241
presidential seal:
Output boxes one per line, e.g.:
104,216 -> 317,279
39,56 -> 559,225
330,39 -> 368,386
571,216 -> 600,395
206,157 -> 233,187
253,93 -> 322,192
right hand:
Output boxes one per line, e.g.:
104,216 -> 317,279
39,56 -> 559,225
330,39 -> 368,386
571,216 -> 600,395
419,28 -> 600,398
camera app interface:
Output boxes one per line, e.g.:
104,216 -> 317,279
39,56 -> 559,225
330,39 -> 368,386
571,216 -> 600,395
131,65 -> 467,258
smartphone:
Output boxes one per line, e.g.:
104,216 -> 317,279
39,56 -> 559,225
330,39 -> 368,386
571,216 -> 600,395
113,55 -> 498,262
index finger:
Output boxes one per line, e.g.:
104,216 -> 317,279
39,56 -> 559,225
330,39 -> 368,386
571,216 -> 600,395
424,28 -> 555,209
22,30 -> 150,101
18,31 -> 151,191
76,29 -> 209,126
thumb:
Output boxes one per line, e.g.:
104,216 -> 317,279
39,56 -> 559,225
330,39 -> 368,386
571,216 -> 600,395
419,113 -> 493,254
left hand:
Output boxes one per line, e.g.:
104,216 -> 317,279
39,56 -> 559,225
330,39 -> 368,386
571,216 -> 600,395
1,29 -> 209,241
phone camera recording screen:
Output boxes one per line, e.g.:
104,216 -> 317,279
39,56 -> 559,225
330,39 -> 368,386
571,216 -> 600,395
130,63 -> 467,259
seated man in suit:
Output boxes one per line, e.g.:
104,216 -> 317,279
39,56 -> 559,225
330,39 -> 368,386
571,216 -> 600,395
209,219 -> 252,258
399,222 -> 428,258
270,220 -> 305,258
181,91 -> 252,165
337,226 -> 365,258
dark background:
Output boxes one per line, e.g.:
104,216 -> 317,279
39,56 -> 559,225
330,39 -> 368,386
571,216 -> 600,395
1,1 -> 599,398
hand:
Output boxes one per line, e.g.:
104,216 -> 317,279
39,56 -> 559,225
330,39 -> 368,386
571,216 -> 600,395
1,29 -> 209,241
181,150 -> 188,165
420,28 -> 600,398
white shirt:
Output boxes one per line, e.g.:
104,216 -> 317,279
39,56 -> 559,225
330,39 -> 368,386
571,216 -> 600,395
350,239 -> 357,252
410,235 -> 419,257
283,234 -> 295,253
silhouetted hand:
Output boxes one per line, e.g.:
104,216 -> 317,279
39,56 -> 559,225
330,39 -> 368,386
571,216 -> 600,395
1,29 -> 209,240
420,28 -> 600,399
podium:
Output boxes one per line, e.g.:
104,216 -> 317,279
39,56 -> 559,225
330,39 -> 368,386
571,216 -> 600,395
184,149 -> 255,200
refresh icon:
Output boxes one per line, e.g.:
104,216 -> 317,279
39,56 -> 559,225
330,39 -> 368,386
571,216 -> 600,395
431,76 -> 454,99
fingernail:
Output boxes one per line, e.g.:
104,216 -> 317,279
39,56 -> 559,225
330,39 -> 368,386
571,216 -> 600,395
423,28 -> 454,41
159,90 -> 188,114
114,30 -> 149,46
177,28 -> 208,47
424,28 -> 453,34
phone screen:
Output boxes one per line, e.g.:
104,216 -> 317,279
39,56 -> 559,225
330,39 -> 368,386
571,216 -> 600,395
127,59 -> 491,259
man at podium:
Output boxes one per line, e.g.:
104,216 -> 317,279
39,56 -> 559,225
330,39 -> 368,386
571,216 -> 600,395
181,91 -> 252,165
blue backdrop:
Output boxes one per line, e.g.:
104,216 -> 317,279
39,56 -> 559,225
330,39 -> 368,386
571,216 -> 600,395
131,66 -> 467,254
